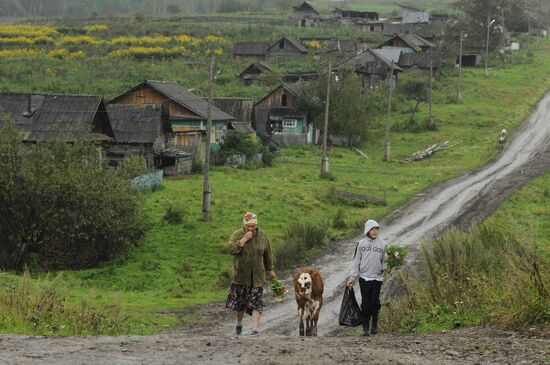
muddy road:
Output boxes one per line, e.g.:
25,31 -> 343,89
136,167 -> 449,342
1,92 -> 550,364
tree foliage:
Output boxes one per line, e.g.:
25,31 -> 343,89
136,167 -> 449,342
219,130 -> 259,158
0,117 -> 146,270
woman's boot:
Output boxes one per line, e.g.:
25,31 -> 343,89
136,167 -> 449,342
362,316 -> 370,336
371,313 -> 379,335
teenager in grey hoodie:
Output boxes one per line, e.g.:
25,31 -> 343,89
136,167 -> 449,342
346,219 -> 387,336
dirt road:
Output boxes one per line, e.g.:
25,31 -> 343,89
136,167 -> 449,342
1,93 -> 550,364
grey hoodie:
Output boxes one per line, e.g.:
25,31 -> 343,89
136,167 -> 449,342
349,220 -> 387,283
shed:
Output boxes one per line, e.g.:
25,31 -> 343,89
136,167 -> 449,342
238,62 -> 273,86
456,53 -> 481,67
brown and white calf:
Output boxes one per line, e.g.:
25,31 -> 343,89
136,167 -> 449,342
293,268 -> 324,336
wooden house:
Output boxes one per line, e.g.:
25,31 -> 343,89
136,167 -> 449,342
232,41 -> 269,59
0,93 -> 113,143
377,33 -> 435,53
253,83 -> 317,146
109,80 -> 235,159
398,4 -> 429,24
338,49 -> 403,90
267,37 -> 308,59
238,62 -> 273,86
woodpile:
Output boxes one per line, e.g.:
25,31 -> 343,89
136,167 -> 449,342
407,141 -> 452,161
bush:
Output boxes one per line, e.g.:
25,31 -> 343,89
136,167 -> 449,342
332,208 -> 347,229
164,204 -> 186,224
384,223 -> 550,331
191,159 -> 203,174
274,222 -> 327,271
261,146 -> 274,167
0,119 -> 146,270
219,131 -> 259,160
118,153 -> 148,180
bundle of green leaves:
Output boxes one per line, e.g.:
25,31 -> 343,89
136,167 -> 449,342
385,245 -> 408,272
269,278 -> 288,303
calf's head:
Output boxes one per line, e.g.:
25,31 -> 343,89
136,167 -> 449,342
296,272 -> 312,298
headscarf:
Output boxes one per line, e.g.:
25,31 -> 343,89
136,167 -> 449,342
243,211 -> 258,226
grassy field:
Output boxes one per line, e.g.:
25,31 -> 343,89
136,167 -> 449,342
1,25 -> 550,334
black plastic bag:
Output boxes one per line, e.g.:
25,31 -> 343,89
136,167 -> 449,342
338,286 -> 363,327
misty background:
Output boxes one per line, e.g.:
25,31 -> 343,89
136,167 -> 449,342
0,0 -> 300,17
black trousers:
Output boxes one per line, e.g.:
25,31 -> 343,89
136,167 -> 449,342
359,278 -> 382,320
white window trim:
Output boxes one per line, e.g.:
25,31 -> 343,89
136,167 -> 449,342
282,119 -> 297,128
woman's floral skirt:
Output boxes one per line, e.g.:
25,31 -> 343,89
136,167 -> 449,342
225,284 -> 264,316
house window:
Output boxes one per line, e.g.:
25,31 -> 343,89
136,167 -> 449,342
279,39 -> 285,49
282,119 -> 297,128
370,26 -> 375,31
281,94 -> 288,106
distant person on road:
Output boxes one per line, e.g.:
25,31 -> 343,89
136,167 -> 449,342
226,212 -> 275,335
346,219 -> 387,336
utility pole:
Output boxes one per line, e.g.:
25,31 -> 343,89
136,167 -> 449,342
527,14 -> 533,57
428,59 -> 433,129
485,15 -> 496,77
457,31 -> 466,103
321,57 -> 332,176
202,53 -> 215,222
383,61 -> 394,162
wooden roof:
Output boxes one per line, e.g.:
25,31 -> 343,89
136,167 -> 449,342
238,62 -> 273,77
378,33 -> 435,51
27,95 -> 113,142
0,93 -> 45,136
269,37 -> 308,54
106,104 -> 163,144
293,1 -> 319,15
232,41 -> 269,56
398,52 -> 442,69
338,49 -> 404,72
111,80 -> 235,122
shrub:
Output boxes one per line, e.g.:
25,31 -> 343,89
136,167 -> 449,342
261,146 -> 274,167
164,204 -> 186,224
332,208 -> 347,229
274,222 -> 327,271
191,159 -> 203,174
219,131 -> 259,160
0,118 -> 146,270
118,153 -> 148,180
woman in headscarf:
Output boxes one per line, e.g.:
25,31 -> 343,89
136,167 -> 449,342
226,212 -> 275,335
